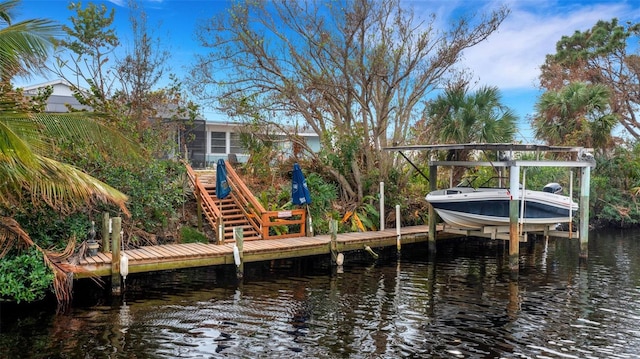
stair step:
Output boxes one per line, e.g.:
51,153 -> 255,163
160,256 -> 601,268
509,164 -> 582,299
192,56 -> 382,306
222,212 -> 245,218
192,168 -> 273,242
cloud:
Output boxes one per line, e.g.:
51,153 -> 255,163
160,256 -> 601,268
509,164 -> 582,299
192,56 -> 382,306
461,1 -> 639,90
106,0 -> 126,6
107,0 -> 164,6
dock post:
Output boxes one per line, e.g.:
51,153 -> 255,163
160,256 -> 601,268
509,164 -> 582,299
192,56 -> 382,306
216,218 -> 224,244
111,217 -> 122,295
509,166 -> 520,271
379,182 -> 385,231
579,166 -> 591,258
428,165 -> 437,254
396,204 -> 401,253
101,212 -> 110,253
330,219 -> 338,264
233,227 -> 244,279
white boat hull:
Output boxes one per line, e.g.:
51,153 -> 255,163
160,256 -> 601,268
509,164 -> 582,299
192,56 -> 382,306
426,187 -> 578,230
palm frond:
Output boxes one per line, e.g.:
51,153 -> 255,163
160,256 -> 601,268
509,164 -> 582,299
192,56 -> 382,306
29,155 -> 130,215
0,215 -> 32,257
0,217 -> 90,308
32,112 -> 140,158
0,0 -> 17,25
0,151 -> 129,215
0,17 -> 60,76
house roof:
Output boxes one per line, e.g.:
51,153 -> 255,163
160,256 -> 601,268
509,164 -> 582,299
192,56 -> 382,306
21,79 -> 203,120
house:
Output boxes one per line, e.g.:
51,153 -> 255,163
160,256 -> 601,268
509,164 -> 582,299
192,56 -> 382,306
22,80 -> 321,167
21,79 -> 92,112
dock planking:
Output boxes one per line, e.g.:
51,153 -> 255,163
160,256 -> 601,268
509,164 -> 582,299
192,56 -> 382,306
72,225 -> 437,279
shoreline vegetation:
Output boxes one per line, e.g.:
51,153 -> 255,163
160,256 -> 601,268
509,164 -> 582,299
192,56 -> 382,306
2,0 -> 640,305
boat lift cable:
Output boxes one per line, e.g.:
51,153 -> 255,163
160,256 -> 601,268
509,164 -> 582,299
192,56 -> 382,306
397,151 -> 429,183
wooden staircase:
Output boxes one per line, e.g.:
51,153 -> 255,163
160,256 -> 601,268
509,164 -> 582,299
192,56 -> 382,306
185,161 -> 308,244
196,171 -> 261,241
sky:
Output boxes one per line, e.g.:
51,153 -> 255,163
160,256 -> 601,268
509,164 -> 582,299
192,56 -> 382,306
17,0 -> 640,142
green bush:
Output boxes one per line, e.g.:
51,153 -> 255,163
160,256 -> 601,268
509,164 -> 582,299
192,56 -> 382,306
179,226 -> 208,243
14,209 -> 90,250
0,248 -> 54,303
98,159 -> 186,233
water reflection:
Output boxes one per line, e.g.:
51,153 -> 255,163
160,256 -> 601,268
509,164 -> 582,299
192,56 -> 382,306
2,231 -> 640,358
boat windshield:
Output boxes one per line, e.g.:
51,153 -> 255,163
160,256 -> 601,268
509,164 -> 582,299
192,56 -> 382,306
456,176 -> 510,188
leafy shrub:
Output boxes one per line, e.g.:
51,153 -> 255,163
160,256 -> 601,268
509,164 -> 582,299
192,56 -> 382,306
13,209 -> 90,250
98,159 -> 186,232
0,248 -> 54,303
179,226 -> 208,243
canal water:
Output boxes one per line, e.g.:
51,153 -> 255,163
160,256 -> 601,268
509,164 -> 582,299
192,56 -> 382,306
2,230 -> 640,358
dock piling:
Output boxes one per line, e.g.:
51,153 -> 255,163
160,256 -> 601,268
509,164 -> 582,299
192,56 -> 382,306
111,217 -> 122,295
379,182 -> 385,231
217,219 -> 224,244
509,166 -> 520,271
101,212 -> 110,253
330,219 -> 338,265
396,204 -> 401,253
579,166 -> 591,258
234,227 -> 244,279
428,165 -> 437,254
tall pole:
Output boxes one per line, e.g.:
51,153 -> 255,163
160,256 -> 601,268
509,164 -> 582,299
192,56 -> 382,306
579,166 -> 591,258
395,204 -> 401,253
234,227 -> 244,279
101,212 -> 110,253
428,164 -> 437,254
330,219 -> 338,265
509,166 -> 520,272
111,217 -> 122,295
379,182 -> 385,231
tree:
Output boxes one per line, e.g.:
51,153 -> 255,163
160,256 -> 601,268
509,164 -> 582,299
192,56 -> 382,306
190,0 -> 508,208
532,82 -> 616,149
423,85 -> 516,146
0,112 -> 131,213
54,1 -> 198,153
418,85 -> 517,183
0,0 -> 59,82
540,18 -> 640,141
54,1 -> 119,112
51,1 -> 199,247
0,0 -> 136,305
115,0 -> 170,137
0,0 -> 130,232
0,0 -> 59,106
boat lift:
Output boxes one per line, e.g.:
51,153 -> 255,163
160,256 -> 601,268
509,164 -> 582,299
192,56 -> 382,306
384,143 -> 596,269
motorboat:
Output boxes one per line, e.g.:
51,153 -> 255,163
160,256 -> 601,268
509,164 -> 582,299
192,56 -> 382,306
426,178 -> 578,230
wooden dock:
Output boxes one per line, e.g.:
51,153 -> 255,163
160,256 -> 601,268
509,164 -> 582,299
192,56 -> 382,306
73,225 -> 437,279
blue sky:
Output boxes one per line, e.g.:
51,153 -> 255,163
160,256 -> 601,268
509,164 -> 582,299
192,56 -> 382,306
17,0 -> 640,142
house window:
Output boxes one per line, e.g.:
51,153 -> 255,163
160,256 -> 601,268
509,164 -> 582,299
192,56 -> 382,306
230,133 -> 244,154
211,132 -> 226,153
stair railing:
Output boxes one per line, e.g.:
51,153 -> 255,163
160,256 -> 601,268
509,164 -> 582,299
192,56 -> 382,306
223,160 -> 264,237
185,163 -> 223,241
224,161 -> 307,240
187,160 -> 307,241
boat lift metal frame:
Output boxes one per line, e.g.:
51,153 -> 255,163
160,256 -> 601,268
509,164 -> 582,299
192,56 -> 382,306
384,143 -> 596,269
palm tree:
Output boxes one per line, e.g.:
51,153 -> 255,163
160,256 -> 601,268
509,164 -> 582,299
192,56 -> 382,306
428,85 -> 517,145
533,82 -> 617,149
0,0 -> 135,305
425,85 -> 517,182
0,111 -> 132,212
0,0 -> 59,82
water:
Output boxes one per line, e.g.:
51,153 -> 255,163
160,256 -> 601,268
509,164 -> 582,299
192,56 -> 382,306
2,230 -> 640,358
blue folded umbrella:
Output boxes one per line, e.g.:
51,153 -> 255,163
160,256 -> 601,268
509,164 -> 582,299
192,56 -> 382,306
216,159 -> 231,199
292,163 -> 311,205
